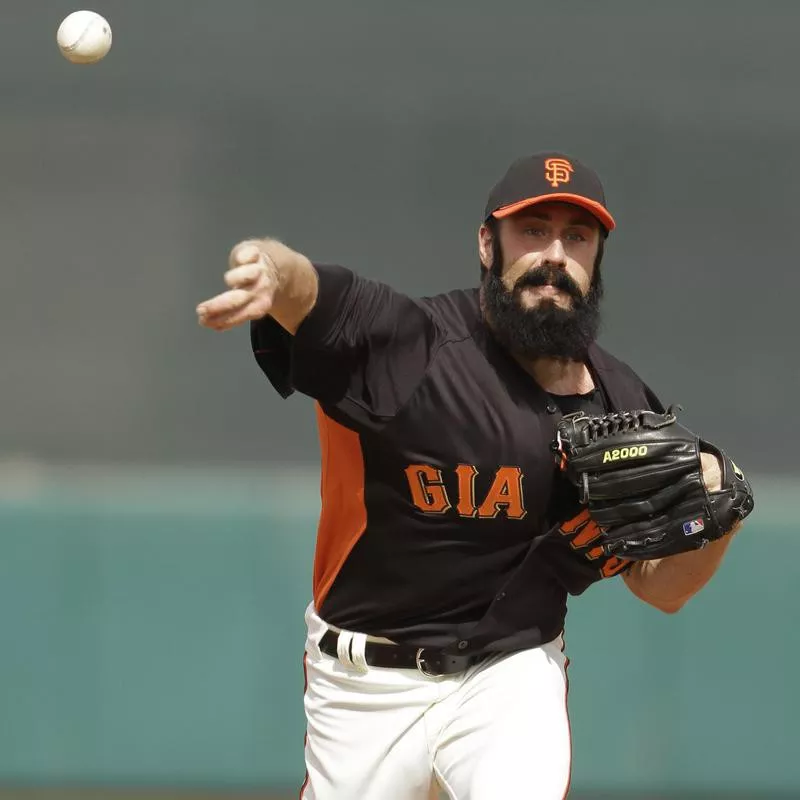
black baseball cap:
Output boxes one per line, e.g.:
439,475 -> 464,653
484,152 -> 616,233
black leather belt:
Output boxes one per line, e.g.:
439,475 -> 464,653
319,630 -> 481,677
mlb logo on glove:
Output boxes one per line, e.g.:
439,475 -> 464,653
682,518 -> 706,536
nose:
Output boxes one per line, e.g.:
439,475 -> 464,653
540,238 -> 567,269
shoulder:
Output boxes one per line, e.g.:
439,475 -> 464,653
589,343 -> 665,413
416,287 -> 482,341
589,343 -> 646,382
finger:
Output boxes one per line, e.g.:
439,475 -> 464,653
224,262 -> 262,289
196,288 -> 252,319
229,241 -> 262,269
201,300 -> 265,331
700,451 -> 723,492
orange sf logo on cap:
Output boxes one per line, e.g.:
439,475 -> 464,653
545,158 -> 573,188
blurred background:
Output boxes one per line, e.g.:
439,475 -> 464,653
0,0 -> 796,798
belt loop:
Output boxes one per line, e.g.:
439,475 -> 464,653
336,630 -> 355,668
350,633 -> 368,673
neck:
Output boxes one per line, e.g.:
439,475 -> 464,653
513,355 -> 595,395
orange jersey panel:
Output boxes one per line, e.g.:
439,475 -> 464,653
312,404 -> 368,610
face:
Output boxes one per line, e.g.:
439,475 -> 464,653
478,201 -> 605,361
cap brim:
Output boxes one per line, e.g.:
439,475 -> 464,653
492,193 -> 616,232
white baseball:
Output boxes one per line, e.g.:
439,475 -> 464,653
56,10 -> 112,64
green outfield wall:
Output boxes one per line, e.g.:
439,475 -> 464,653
0,470 -> 793,795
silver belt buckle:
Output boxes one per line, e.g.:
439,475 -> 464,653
415,648 -> 442,678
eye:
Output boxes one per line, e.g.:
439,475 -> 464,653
523,226 -> 546,237
565,231 -> 587,242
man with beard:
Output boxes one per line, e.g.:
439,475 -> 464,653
196,153 -> 745,800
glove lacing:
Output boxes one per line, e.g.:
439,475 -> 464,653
586,411 -> 644,441
585,405 -> 680,441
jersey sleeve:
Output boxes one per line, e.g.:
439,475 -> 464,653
250,263 -> 441,427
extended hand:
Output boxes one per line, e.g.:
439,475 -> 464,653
196,241 -> 280,331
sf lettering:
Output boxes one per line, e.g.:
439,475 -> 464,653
404,465 -> 526,520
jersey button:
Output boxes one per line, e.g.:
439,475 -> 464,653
457,640 -> 469,650
546,403 -> 558,414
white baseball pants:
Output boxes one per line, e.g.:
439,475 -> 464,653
299,605 -> 571,800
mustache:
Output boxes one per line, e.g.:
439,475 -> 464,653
514,266 -> 583,302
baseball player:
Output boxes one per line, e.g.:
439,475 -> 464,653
196,152 -> 753,799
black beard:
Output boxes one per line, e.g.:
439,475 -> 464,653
481,263 -> 603,361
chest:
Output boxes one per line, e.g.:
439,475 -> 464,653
372,342 -> 561,523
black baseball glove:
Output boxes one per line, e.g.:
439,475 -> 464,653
552,406 -> 755,560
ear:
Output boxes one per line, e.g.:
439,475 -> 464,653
478,223 -> 494,270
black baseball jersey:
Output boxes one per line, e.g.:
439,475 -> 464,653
251,264 -> 664,654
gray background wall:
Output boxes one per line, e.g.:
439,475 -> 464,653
0,1 -> 797,797
1,0 -> 795,470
